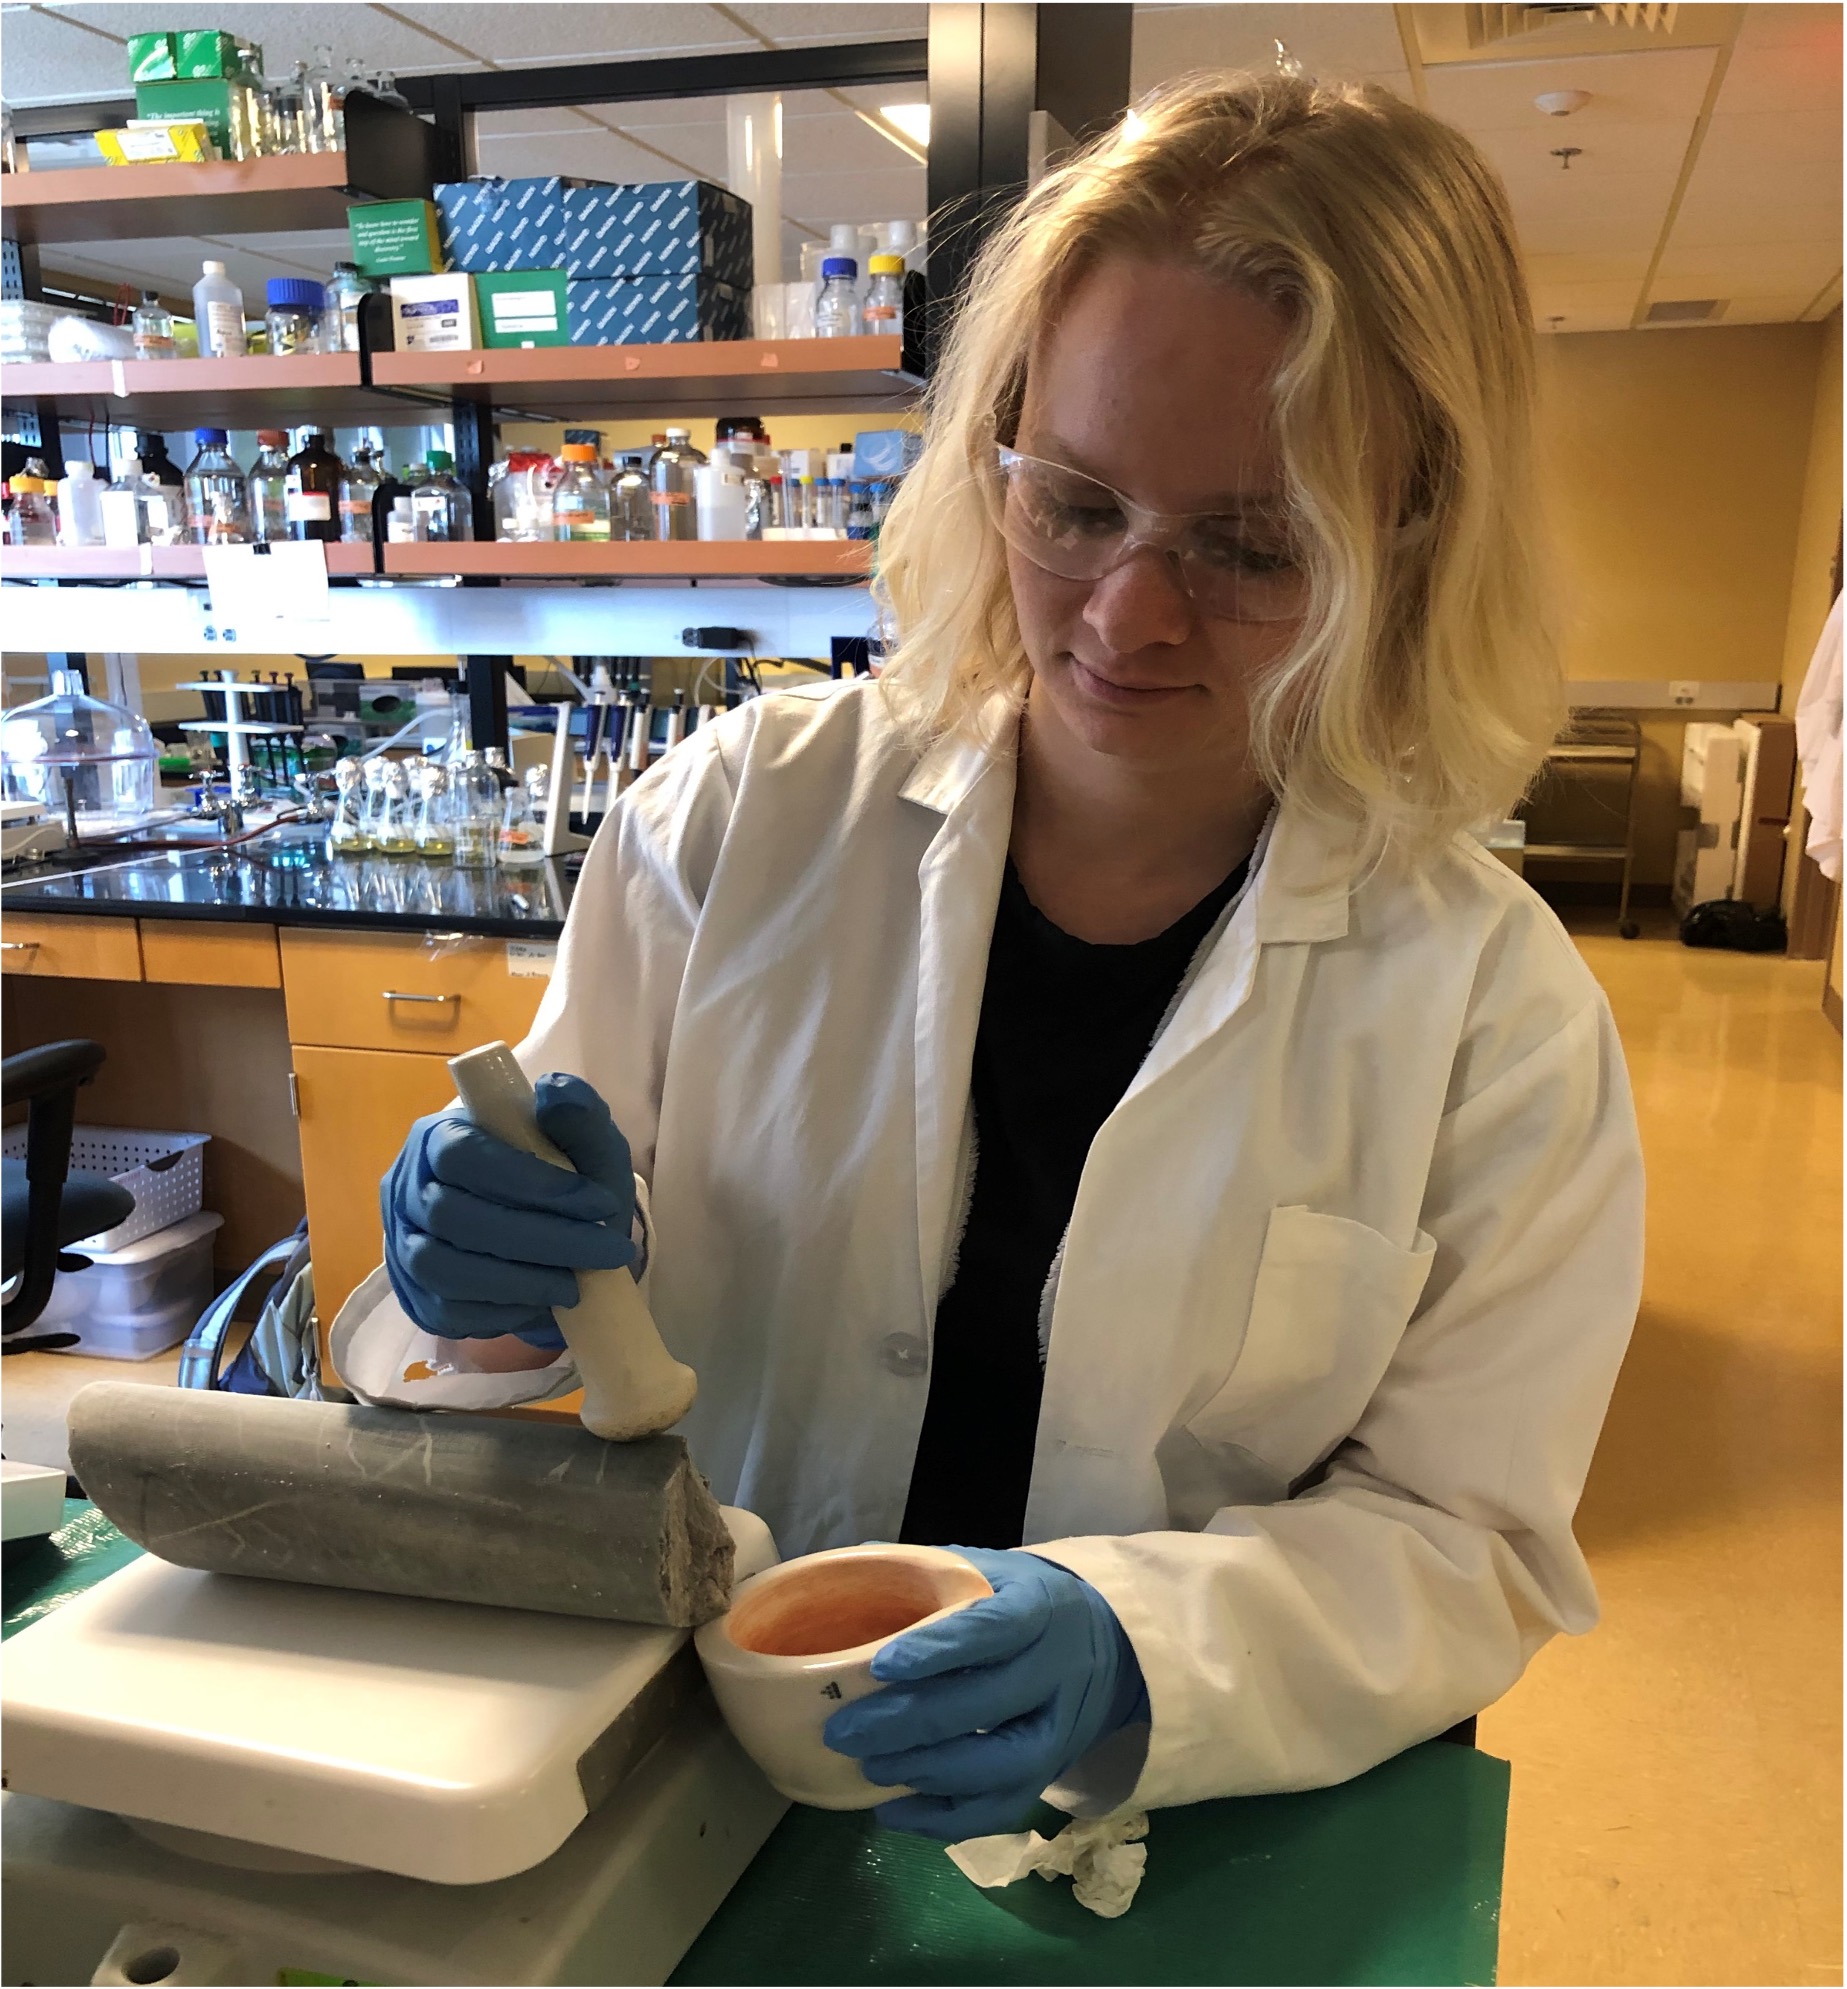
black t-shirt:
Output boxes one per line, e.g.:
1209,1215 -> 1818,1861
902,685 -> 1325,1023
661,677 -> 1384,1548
901,853 -> 1251,1549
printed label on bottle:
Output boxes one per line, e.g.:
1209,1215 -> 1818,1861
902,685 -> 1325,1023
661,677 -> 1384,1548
204,299 -> 247,358
134,335 -> 176,359
286,492 -> 332,522
863,305 -> 897,327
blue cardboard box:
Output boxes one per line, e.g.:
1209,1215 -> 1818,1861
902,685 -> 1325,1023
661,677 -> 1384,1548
437,177 -> 753,284
568,274 -> 752,346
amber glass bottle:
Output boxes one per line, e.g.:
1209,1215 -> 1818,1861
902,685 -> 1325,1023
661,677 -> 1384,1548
286,429 -> 345,543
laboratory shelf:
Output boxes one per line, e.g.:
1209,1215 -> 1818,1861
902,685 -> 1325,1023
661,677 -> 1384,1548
381,539 -> 873,581
369,336 -> 921,419
2,354 -> 421,433
3,544 -> 375,580
0,97 -> 435,246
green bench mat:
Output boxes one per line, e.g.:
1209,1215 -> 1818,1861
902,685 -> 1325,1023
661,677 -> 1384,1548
6,1502 -> 1507,1986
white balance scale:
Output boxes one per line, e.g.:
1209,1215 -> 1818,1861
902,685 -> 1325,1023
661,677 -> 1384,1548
1,1512 -> 788,1987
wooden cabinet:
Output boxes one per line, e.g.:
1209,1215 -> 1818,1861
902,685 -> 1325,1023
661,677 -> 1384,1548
141,920 -> 281,989
292,1045 -> 459,1373
0,914 -> 142,982
280,929 -> 549,1053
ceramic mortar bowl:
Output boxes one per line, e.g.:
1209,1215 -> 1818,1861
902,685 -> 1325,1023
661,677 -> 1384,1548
694,1542 -> 992,1809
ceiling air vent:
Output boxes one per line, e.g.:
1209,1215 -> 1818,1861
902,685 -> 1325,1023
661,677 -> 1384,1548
1464,3 -> 1678,48
1645,298 -> 1726,324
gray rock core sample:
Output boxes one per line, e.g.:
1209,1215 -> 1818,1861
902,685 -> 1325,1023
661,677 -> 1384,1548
67,1382 -> 735,1627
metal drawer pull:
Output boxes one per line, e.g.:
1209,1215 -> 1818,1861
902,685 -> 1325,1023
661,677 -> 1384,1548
0,941 -> 40,952
382,989 -> 459,1006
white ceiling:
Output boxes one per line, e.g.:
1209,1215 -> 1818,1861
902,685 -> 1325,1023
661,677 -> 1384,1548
3,2 -> 1839,332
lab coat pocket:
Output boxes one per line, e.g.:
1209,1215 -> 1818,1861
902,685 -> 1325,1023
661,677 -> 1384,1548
1165,1206 -> 1436,1522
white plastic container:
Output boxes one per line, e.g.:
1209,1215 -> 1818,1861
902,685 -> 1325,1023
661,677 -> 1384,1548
0,1123 -> 210,1252
694,463 -> 747,541
192,259 -> 247,359
55,462 -> 104,547
33,1210 -> 223,1359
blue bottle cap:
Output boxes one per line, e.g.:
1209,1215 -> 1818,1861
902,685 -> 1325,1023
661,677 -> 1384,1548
267,277 -> 326,309
193,427 -> 228,445
821,257 -> 857,279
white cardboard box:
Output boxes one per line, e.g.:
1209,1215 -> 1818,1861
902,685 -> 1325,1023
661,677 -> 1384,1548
390,271 -> 479,352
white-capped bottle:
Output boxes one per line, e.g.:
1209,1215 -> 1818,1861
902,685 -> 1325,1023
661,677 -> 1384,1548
55,460 -> 104,547
192,259 -> 247,359
100,457 -> 150,549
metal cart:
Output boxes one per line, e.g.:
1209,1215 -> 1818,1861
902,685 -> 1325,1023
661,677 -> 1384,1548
1518,709 -> 1644,939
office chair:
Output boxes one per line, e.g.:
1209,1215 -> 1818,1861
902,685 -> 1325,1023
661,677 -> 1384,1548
2,1040 -> 135,1354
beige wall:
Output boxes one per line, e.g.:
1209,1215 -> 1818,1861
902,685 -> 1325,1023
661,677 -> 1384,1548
1535,322 -> 1831,889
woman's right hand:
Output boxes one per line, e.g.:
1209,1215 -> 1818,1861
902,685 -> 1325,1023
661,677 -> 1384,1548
380,1073 -> 638,1349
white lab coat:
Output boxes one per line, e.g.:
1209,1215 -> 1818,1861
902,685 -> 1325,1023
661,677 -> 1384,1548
340,679 -> 1644,1811
1796,594 -> 1843,883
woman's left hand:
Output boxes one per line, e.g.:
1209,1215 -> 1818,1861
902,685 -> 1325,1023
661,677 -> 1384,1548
822,1548 -> 1149,1840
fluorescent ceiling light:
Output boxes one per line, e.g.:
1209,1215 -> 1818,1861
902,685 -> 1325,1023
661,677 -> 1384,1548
878,103 -> 930,152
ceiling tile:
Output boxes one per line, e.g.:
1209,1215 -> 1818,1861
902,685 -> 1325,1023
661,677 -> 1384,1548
414,4 -> 751,66
782,165 -> 925,228
1694,105 -> 1841,168
1669,181 -> 1842,249
43,3 -> 465,81
724,3 -> 927,44
1652,241 -> 1841,292
1719,3 -> 1846,53
1523,251 -> 1655,286
784,105 -> 919,175
1423,45 -> 1716,131
1711,13 -> 1843,117
1131,4 -> 1410,95
0,6 -> 137,104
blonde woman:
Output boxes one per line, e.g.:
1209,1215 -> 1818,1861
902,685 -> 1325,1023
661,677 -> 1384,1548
357,74 -> 1644,1837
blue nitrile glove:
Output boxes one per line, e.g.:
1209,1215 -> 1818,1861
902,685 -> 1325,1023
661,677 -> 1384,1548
381,1072 -> 636,1351
822,1547 -> 1149,1841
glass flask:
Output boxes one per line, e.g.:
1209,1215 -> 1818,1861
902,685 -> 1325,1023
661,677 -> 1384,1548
264,66 -> 307,155
324,262 -> 372,354
413,761 -> 454,858
358,756 -> 392,848
496,768 -> 546,867
449,751 -> 498,868
328,756 -> 371,854
377,761 -> 420,855
304,45 -> 345,152
1,669 -> 159,829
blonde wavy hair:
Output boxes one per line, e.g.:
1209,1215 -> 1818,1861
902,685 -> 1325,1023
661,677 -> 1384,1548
875,70 -> 1563,855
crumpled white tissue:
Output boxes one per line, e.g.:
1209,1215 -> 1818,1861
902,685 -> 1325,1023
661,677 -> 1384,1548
946,1809 -> 1149,1919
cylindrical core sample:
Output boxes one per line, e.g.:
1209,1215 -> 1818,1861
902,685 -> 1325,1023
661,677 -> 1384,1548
67,1382 -> 734,1627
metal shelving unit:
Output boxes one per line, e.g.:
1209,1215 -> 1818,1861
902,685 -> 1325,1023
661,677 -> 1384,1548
1518,710 -> 1644,939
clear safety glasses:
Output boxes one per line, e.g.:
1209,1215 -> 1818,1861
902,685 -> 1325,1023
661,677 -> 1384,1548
990,446 -> 1309,624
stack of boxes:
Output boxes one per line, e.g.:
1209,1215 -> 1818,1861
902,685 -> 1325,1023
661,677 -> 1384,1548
125,30 -> 263,160
431,177 -> 754,348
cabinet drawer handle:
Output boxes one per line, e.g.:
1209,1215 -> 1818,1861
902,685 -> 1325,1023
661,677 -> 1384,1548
0,941 -> 40,952
382,989 -> 459,1006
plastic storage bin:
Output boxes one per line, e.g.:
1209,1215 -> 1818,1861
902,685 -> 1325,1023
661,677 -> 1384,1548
0,1124 -> 208,1252
33,1210 -> 223,1360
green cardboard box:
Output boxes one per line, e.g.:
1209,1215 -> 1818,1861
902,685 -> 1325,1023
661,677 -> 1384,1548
135,78 -> 246,155
127,32 -> 178,82
177,30 -> 241,79
348,200 -> 445,278
476,269 -> 570,347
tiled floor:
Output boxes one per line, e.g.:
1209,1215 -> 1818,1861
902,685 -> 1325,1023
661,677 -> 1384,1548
1482,914 -> 1843,1987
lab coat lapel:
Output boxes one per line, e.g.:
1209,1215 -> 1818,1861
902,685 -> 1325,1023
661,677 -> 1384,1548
902,715 -> 1017,1315
1122,799 -> 1357,1104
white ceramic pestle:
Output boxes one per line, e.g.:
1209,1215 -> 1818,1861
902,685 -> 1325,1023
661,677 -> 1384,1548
447,1041 -> 698,1441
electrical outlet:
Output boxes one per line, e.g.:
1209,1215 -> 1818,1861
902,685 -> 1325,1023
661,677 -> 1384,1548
1670,680 -> 1699,706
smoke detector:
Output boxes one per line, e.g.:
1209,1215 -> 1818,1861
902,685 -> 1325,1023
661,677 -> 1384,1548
1535,89 -> 1592,115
